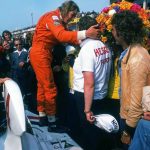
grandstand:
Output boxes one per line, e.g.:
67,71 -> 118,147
11,25 -> 35,39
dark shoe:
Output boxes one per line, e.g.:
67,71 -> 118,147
48,122 -> 70,133
39,116 -> 48,126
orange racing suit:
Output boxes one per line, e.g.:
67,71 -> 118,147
29,9 -> 78,115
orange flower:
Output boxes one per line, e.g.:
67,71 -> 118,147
107,24 -> 112,32
96,1 -> 150,47
101,36 -> 107,43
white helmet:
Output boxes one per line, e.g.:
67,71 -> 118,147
94,114 -> 119,133
65,45 -> 76,55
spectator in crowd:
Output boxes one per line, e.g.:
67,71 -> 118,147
111,10 -> 150,149
0,46 -> 11,133
0,35 -> 2,46
0,35 -> 4,58
29,0 -> 100,132
106,45 -> 123,148
10,39 -> 29,98
2,30 -> 13,49
0,39 -> 12,133
51,44 -> 68,126
24,32 -> 34,50
60,44 -> 81,141
0,44 -> 10,78
129,85 -> 150,150
107,45 -> 123,122
72,15 -> 113,150
2,40 -> 14,61
129,112 -> 150,150
22,33 -> 38,113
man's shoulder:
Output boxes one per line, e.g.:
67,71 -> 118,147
44,9 -> 59,17
38,9 -> 59,22
128,46 -> 150,67
131,46 -> 150,58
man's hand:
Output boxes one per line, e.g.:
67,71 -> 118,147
19,62 -> 25,68
143,112 -> 150,120
53,65 -> 62,72
85,111 -> 95,123
0,78 -> 10,84
121,131 -> 131,145
86,24 -> 100,39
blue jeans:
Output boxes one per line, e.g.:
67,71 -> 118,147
129,119 -> 150,150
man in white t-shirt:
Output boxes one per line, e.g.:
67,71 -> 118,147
73,28 -> 111,122
72,16 -> 113,150
73,39 -> 111,99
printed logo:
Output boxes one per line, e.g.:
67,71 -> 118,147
54,21 -> 60,26
94,46 -> 109,57
52,15 -> 59,20
111,119 -> 118,129
101,57 -> 110,64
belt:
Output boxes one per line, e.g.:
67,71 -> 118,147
69,89 -> 84,95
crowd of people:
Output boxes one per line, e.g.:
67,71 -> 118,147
0,0 -> 150,150
0,30 -> 37,116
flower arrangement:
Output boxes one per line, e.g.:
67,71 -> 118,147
96,0 -> 150,48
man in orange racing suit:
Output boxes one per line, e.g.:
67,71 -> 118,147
29,0 -> 100,132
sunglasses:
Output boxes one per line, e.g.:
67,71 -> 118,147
15,44 -> 22,46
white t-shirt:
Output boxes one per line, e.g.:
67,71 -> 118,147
73,39 -> 111,100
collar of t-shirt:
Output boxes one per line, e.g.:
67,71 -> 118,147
14,48 -> 27,56
80,38 -> 95,48
119,48 -> 128,62
118,47 -> 129,98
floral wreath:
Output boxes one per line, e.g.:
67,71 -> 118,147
96,0 -> 150,49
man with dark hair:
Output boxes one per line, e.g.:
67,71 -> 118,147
2,30 -> 12,42
72,15 -> 113,150
111,10 -> 150,149
10,39 -> 28,97
78,15 -> 97,30
2,30 -> 13,49
29,0 -> 100,132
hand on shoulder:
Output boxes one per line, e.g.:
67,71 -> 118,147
0,77 -> 11,84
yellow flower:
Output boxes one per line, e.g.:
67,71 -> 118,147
143,20 -> 150,28
101,36 -> 107,43
119,1 -> 132,10
107,24 -> 113,32
105,18 -> 111,26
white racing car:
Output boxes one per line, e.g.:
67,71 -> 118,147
0,79 -> 82,150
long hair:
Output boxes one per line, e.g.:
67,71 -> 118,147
59,0 -> 79,18
111,10 -> 145,45
2,30 -> 12,39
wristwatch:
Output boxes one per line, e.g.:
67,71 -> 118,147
84,110 -> 91,114
122,131 -> 129,136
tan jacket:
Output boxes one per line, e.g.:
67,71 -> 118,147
120,44 -> 150,127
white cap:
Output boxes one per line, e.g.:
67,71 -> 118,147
65,45 -> 76,55
94,114 -> 119,133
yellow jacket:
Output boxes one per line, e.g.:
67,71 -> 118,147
108,58 -> 120,99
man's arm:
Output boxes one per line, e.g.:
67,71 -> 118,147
83,71 -> 95,123
143,112 -> 150,120
47,14 -> 99,44
126,62 -> 148,128
121,61 -> 148,145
